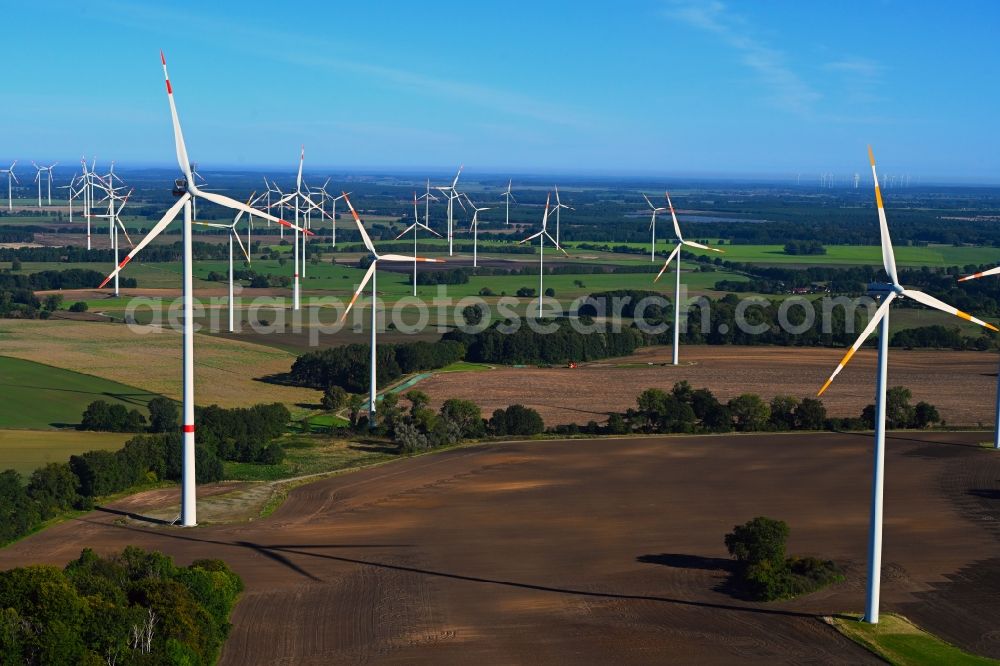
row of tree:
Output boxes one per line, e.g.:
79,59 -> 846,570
444,319 -> 647,365
289,340 -> 465,393
0,546 -> 242,664
551,382 -> 940,436
1,402 -> 292,546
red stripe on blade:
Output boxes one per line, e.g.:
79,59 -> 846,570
166,79 -> 172,94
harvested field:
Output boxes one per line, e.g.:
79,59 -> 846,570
1,432 -> 997,664
417,345 -> 1000,427
0,319 -> 317,411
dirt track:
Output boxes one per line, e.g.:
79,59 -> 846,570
0,431 -> 998,663
417,345 -> 1000,427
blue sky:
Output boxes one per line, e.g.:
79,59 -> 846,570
2,1 -> 999,181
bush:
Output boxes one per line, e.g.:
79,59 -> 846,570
724,517 -> 840,601
147,396 -> 179,433
78,400 -> 147,433
321,385 -> 348,412
489,404 -> 544,436
68,301 -> 88,313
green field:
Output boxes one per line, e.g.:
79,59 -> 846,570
0,429 -> 133,476
833,613 -> 999,665
0,356 -> 159,429
564,242 -> 1000,268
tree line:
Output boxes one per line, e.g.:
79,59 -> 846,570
289,340 -> 465,393
0,401 -> 291,546
0,546 -> 242,664
549,381 -> 940,436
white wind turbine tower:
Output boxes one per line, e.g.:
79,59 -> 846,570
1,161 -> 18,211
552,185 -> 573,246
396,191 -> 442,296
518,193 -> 568,317
340,193 -> 442,427
817,146 -> 997,625
653,192 -> 724,366
32,162 -> 56,207
94,185 -> 134,297
310,178 -> 349,248
194,194 -> 254,333
642,193 -> 667,262
500,179 -> 516,225
462,194 -> 490,269
58,174 -> 83,223
80,158 -> 99,250
270,147 -> 330,310
98,51 -> 311,527
435,165 -> 465,256
958,259 -> 1000,449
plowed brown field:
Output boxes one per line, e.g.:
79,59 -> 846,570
417,345 -> 999,426
1,431 -> 997,664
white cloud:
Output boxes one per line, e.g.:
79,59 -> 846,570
664,0 -> 821,115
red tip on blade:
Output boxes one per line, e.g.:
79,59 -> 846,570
160,50 -> 166,65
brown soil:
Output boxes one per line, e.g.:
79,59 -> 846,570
0,432 -> 997,664
416,345 -> 1000,427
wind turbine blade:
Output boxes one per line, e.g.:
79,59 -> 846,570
233,229 -> 252,265
868,146 -> 899,285
518,230 -> 544,244
116,218 -> 134,248
159,51 -> 193,181
642,193 -> 654,210
195,189 -> 313,235
654,244 -> 682,283
817,293 -> 897,396
901,289 -> 998,331
99,193 -> 190,288
233,190 -> 257,224
452,164 -> 463,188
959,266 -> 1000,282
296,145 -> 304,191
682,239 -> 723,253
666,192 -> 683,241
340,262 -> 377,321
417,223 -> 442,237
544,231 -> 569,256
193,222 -> 230,229
341,193 -> 376,255
395,223 -> 418,240
380,253 -> 444,263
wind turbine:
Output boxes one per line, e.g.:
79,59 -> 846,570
463,194 -> 489,269
94,185 -> 134,297
340,193 -> 442,427
80,158 -> 98,250
552,185 -> 574,246
32,162 -> 56,207
1,161 -> 18,211
500,179 -> 516,225
653,193 -> 724,366
642,193 -> 667,262
311,178 -> 349,248
518,193 -> 567,317
98,51 -> 311,527
435,165 -> 464,256
270,147 -> 330,310
957,257 -> 1000,449
58,174 -> 83,224
817,146 -> 997,625
194,195 -> 254,333
396,191 -> 442,296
